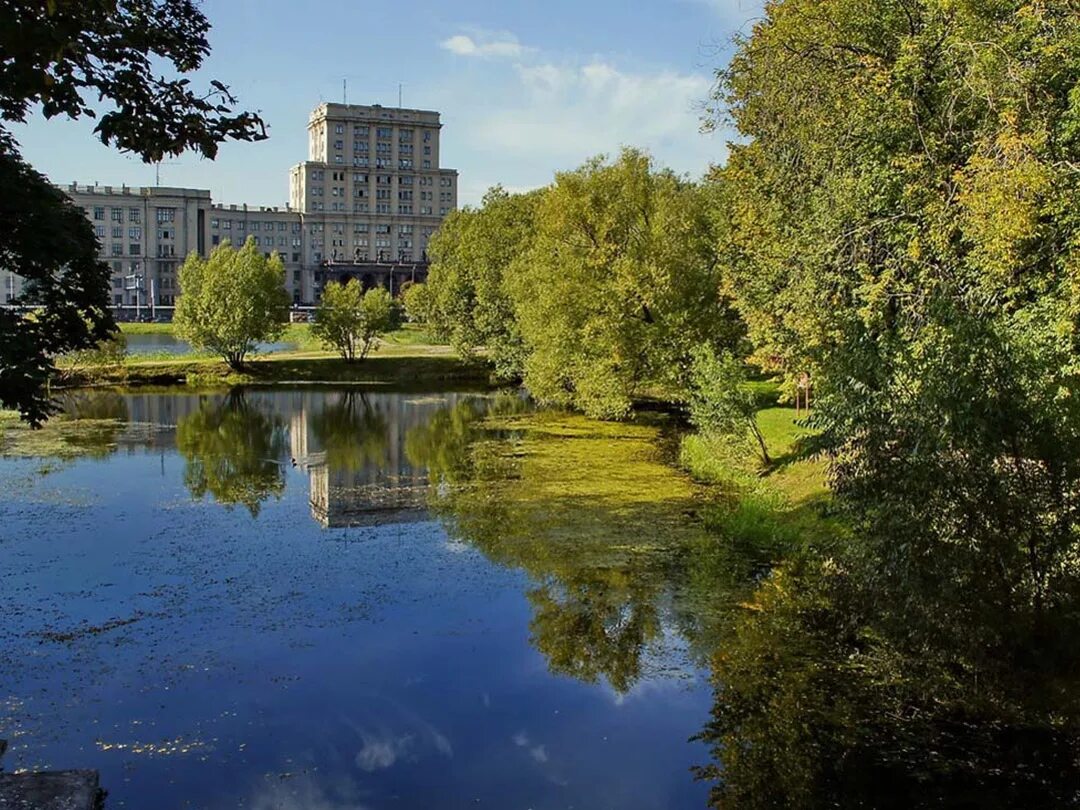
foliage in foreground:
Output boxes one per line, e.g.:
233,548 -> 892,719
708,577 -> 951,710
0,0 -> 265,424
174,238 -> 289,369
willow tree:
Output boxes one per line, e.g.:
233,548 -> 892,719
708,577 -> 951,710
175,238 -> 288,369
509,149 -> 744,419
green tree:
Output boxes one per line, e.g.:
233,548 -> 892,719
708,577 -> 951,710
311,282 -> 399,362
0,0 -> 265,424
174,238 -> 289,369
426,186 -> 543,380
400,281 -> 433,325
710,0 -> 1080,610
688,346 -> 770,466
509,150 -> 745,418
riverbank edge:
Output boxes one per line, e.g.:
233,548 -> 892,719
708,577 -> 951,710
54,351 -> 496,390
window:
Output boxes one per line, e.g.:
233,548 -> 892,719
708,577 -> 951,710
353,157 -> 369,167
212,234 -> 220,246
399,159 -> 413,169
399,129 -> 413,141
156,207 -> 176,223
424,131 -> 431,142
129,208 -> 141,223
279,222 -> 287,231
376,203 -> 390,214
94,224 -> 106,238
354,125 -> 369,136
130,226 -> 142,239
398,205 -> 413,215
112,243 -> 123,256
110,208 -> 122,222
211,218 -> 220,228
129,243 -> 141,255
223,220 -> 231,230
423,160 -> 432,169
236,221 -> 246,231
399,225 -> 413,234
334,155 -> 343,164
94,207 -> 105,220
252,236 -> 260,247
251,221 -> 261,231
335,124 -> 344,134
377,126 -> 392,139
353,202 -> 369,213
112,277 -> 123,289
400,175 -> 413,185
292,223 -> 301,233
376,174 -> 391,185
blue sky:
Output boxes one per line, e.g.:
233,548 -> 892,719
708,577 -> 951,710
12,0 -> 764,207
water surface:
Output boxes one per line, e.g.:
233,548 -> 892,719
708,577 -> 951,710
0,388 -> 716,809
124,333 -> 297,357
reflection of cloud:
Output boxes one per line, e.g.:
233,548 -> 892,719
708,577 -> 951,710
512,730 -> 550,764
356,733 -> 413,771
247,773 -> 370,810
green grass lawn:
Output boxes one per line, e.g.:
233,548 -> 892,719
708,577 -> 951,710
679,405 -> 837,550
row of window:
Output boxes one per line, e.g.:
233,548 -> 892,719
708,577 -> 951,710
332,124 -> 427,142
211,219 -> 302,233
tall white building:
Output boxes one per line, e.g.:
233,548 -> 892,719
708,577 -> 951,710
0,101 -> 459,311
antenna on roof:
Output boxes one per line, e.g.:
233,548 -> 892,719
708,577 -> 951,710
343,78 -> 347,105
398,82 -> 403,108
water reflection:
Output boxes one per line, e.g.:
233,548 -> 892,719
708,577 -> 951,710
32,387 -> 1080,806
176,391 -> 288,517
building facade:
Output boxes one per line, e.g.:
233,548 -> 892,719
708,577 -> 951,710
0,102 -> 458,311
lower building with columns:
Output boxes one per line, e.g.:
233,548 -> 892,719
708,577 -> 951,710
1,101 -> 458,314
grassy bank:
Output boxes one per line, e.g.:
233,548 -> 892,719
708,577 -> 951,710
62,323 -> 482,388
60,350 -> 491,389
679,402 -> 838,552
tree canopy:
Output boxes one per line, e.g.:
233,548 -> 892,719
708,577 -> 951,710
426,151 -> 746,418
174,238 -> 289,369
0,0 -> 266,424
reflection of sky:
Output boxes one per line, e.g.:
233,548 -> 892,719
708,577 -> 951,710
0,390 -> 713,809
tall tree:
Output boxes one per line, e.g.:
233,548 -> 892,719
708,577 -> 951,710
511,149 -> 745,418
174,238 -> 289,369
0,0 -> 266,424
711,0 -> 1080,609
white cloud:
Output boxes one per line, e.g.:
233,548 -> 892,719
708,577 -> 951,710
440,31 -> 527,59
473,59 -> 720,170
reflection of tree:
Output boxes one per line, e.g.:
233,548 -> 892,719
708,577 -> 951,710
408,401 -> 689,694
695,550 -> 1080,809
307,391 -> 388,472
528,575 -> 659,694
176,391 -> 287,517
404,393 -> 527,485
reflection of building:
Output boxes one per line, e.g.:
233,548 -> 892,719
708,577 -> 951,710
288,391 -> 465,528
65,388 -> 474,528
